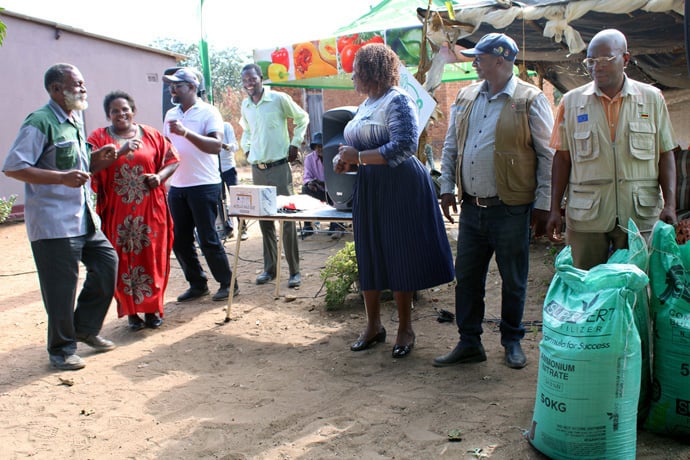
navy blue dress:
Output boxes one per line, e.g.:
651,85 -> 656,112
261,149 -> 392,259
343,86 -> 455,291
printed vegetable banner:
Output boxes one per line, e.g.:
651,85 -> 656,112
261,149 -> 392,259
253,27 -> 424,85
336,32 -> 386,73
254,39 -> 340,83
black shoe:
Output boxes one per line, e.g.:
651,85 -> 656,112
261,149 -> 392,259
144,313 -> 163,329
392,335 -> 415,359
287,273 -> 301,288
50,354 -> 85,370
350,328 -> 386,351
504,342 -> 527,369
128,314 -> 145,331
212,283 -> 238,301
212,286 -> 229,301
177,286 -> 210,302
433,343 -> 486,367
76,334 -> 116,352
256,271 -> 275,285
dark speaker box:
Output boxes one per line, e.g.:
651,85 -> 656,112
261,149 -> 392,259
322,106 -> 358,211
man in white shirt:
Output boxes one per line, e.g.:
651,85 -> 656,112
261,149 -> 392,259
163,68 -> 235,302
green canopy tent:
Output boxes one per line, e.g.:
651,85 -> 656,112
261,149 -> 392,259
253,0 -> 490,89
260,62 -> 480,90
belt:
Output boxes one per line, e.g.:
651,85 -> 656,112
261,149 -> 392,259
462,193 -> 503,208
253,158 -> 288,170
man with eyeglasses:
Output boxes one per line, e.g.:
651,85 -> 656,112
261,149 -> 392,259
435,33 -> 555,370
163,67 -> 236,302
546,29 -> 678,269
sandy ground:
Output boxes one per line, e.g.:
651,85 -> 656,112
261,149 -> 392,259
1,176 -> 689,458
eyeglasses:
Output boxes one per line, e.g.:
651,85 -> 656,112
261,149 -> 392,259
582,55 -> 620,68
169,82 -> 188,90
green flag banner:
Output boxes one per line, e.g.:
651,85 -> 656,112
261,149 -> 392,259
199,0 -> 212,103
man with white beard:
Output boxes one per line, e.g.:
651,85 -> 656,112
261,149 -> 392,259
3,63 -> 119,371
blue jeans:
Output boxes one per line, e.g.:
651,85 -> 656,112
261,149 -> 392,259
220,168 -> 238,232
31,230 -> 117,357
454,201 -> 531,347
168,184 -> 232,290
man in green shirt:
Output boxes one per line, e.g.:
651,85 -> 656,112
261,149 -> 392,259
240,64 -> 309,288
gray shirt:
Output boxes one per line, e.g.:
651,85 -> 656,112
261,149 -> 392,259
3,100 -> 97,241
440,76 -> 554,211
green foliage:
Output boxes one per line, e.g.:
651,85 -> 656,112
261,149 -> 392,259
0,11 -> 6,46
0,195 -> 17,224
543,244 -> 560,266
320,242 -> 359,309
150,38 -> 249,103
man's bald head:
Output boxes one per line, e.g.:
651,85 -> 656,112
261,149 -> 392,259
589,29 -> 627,54
586,29 -> 630,98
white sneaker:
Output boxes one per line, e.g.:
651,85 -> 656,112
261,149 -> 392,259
50,354 -> 85,370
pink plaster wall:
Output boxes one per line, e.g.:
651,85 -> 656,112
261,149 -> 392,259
0,11 -> 180,207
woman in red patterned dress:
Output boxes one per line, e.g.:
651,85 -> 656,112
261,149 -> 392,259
88,91 -> 179,331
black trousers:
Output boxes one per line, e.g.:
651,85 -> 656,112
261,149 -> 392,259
31,230 -> 117,357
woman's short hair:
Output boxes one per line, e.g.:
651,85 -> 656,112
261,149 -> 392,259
354,43 -> 400,90
103,90 -> 136,117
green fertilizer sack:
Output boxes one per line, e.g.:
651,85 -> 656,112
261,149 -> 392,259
528,247 -> 645,459
608,219 -> 652,420
645,221 -> 690,439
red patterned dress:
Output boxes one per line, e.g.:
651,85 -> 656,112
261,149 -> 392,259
88,124 -> 179,318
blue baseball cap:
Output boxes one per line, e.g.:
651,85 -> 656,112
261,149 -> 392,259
310,132 -> 323,149
460,33 -> 519,61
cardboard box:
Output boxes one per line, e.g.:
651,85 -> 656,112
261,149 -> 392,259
229,185 -> 277,216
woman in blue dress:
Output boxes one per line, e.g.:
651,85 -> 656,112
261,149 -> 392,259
334,43 -> 455,358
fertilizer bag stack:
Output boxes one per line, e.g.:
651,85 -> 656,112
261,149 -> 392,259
529,246 -> 646,459
645,221 -> 690,440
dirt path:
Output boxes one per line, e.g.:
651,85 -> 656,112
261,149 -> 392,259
0,211 -> 688,459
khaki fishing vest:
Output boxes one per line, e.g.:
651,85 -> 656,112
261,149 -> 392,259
561,82 -> 662,233
454,79 -> 542,206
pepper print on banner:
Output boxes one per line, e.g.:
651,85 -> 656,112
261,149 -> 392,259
293,40 -> 338,80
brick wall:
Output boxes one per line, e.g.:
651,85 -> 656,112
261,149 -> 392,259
268,78 -> 558,165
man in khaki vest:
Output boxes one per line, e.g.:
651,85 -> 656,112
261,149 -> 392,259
546,29 -> 677,270
435,33 -> 555,370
